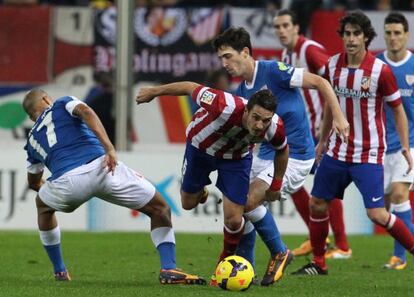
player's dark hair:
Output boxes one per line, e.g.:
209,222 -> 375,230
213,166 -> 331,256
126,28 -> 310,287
247,89 -> 277,112
384,12 -> 409,32
276,9 -> 299,26
337,11 -> 377,49
212,27 -> 253,56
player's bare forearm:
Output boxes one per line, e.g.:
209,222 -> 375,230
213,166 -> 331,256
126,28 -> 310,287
302,73 -> 349,141
273,146 -> 289,181
265,146 -> 289,202
319,104 -> 333,144
136,81 -> 200,104
392,104 -> 410,151
27,172 -> 44,192
74,104 -> 115,153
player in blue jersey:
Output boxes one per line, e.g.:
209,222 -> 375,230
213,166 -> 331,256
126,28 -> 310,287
22,89 -> 205,285
377,12 -> 414,270
212,27 -> 349,286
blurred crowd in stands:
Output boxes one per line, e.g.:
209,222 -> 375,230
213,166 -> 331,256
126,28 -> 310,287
0,0 -> 413,10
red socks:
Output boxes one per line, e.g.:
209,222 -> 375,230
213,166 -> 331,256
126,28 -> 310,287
219,220 -> 245,262
310,212 -> 329,269
385,214 -> 414,254
291,187 -> 311,227
329,199 -> 349,251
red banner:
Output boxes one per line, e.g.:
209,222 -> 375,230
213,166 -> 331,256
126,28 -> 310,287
0,6 -> 51,83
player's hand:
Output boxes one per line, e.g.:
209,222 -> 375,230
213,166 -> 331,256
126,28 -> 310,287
315,141 -> 327,164
265,189 -> 281,202
103,149 -> 118,175
401,147 -> 413,176
332,118 -> 349,144
136,87 -> 158,105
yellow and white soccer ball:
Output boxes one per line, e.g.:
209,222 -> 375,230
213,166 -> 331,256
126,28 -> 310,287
215,255 -> 254,291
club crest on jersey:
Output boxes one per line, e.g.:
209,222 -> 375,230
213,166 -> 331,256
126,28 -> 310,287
406,75 -> 414,86
361,76 -> 371,90
277,61 -> 293,74
200,90 -> 216,105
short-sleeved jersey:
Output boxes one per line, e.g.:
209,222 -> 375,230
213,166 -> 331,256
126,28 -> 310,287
324,52 -> 402,164
236,60 -> 315,161
188,85 -> 287,159
281,35 -> 329,138
24,96 -> 106,180
377,50 -> 414,153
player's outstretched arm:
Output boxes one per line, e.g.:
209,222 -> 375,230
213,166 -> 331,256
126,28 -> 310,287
136,81 -> 201,104
73,104 -> 117,174
302,72 -> 349,143
265,145 -> 289,202
392,103 -> 413,175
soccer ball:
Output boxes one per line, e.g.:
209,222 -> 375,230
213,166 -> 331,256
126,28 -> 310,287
215,255 -> 254,291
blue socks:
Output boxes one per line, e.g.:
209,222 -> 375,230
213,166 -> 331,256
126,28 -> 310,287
157,242 -> 176,270
253,208 -> 286,255
44,244 -> 66,273
236,222 -> 256,268
39,226 -> 66,273
151,227 -> 177,270
237,206 -> 286,269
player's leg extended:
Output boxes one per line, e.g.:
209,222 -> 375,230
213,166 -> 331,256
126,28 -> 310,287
98,160 -> 206,285
293,156 -> 351,275
385,183 -> 412,269
326,198 -> 351,258
383,150 -> 414,269
36,196 -> 70,281
139,191 -> 175,269
220,197 -> 246,261
138,191 -> 206,285
367,207 -> 414,255
242,178 -> 291,285
353,163 -> 414,259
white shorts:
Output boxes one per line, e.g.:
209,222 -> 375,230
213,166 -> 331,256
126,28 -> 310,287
250,156 -> 315,194
384,148 -> 414,194
39,156 -> 156,212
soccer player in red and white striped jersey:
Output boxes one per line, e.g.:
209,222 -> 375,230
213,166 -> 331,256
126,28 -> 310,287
293,11 -> 414,276
136,82 -> 289,267
273,9 -> 350,258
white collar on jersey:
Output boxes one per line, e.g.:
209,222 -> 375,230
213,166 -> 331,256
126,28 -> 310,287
383,50 -> 412,67
244,60 -> 259,90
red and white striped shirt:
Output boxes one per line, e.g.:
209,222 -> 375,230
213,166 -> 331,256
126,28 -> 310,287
188,86 -> 287,159
281,35 -> 329,138
325,52 -> 402,164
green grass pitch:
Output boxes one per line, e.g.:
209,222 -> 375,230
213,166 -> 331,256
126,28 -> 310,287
1,231 -> 413,297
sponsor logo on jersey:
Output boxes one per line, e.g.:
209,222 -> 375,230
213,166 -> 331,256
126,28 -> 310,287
399,88 -> 413,97
334,85 -> 373,99
200,90 -> 216,105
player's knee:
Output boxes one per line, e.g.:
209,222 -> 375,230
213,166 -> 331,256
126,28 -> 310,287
309,197 -> 328,214
366,208 -> 389,226
35,196 -> 54,215
224,215 -> 244,231
390,192 -> 407,204
244,195 -> 258,212
180,191 -> 199,210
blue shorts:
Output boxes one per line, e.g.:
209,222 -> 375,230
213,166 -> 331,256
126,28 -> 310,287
181,143 -> 252,205
311,155 -> 384,209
